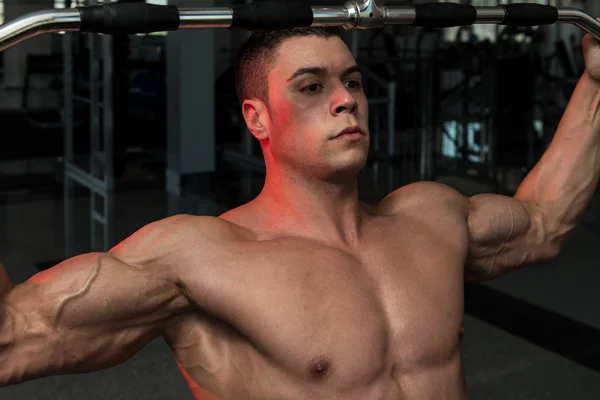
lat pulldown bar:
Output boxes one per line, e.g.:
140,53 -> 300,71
0,0 -> 598,53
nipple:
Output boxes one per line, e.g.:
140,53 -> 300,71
308,358 -> 331,380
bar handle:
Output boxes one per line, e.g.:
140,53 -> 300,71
411,3 -> 476,28
79,3 -> 180,34
501,3 -> 558,26
230,2 -> 313,30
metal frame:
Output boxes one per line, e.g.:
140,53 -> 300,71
62,0 -> 114,256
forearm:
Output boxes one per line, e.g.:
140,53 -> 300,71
0,303 -> 15,387
0,291 -> 59,387
515,71 -> 600,243
0,276 -> 13,387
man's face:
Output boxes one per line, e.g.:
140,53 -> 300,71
263,35 -> 370,181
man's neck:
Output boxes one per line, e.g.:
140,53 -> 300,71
252,169 -> 366,247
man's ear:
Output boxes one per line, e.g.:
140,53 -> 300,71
242,99 -> 269,141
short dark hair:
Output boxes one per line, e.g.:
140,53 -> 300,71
234,27 -> 342,106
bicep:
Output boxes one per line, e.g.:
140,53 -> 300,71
466,194 -> 555,282
1,252 -> 192,384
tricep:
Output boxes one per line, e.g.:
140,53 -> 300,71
0,251 -> 193,386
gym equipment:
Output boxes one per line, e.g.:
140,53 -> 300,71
0,1 -> 599,52
366,29 -> 416,132
1,1 -> 597,193
0,0 -> 599,243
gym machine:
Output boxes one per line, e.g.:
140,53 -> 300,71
0,0 -> 599,250
1,1 -> 600,49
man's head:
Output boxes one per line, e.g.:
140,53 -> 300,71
235,28 -> 370,183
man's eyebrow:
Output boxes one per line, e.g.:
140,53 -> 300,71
286,65 -> 362,82
343,65 -> 362,76
287,67 -> 327,82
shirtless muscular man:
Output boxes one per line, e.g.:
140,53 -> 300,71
2,27 -> 600,399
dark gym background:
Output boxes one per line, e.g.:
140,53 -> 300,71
0,0 -> 599,399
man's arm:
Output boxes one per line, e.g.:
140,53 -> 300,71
0,215 -> 197,386
466,67 -> 600,282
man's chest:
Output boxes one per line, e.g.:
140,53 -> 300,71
180,222 -> 468,385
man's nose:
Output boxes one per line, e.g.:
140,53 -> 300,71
331,85 -> 358,116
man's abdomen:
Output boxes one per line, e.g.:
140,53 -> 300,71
180,357 -> 467,400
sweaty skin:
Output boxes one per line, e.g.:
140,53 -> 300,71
2,33 -> 600,399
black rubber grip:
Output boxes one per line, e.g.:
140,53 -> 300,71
79,3 -> 180,34
412,3 -> 477,28
231,3 -> 313,30
501,3 -> 558,26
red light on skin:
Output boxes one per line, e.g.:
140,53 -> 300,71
176,359 -> 222,400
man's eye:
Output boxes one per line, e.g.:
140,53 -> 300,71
302,83 -> 322,93
345,80 -> 362,90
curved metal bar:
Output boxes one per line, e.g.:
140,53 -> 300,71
0,1 -> 599,53
558,8 -> 600,41
0,9 -> 80,53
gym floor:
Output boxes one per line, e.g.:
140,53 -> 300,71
0,153 -> 599,400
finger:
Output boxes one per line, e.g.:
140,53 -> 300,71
582,32 -> 600,50
583,17 -> 600,47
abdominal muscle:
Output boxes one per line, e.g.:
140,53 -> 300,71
168,319 -> 467,400
176,360 -> 467,400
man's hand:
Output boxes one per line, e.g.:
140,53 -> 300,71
0,216 -> 197,386
582,25 -> 600,84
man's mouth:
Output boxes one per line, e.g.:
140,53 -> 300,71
334,127 -> 364,139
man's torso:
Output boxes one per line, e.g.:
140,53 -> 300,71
162,183 -> 470,399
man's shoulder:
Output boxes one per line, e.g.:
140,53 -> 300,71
376,181 -> 470,217
111,214 -> 248,265
151,214 -> 253,243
